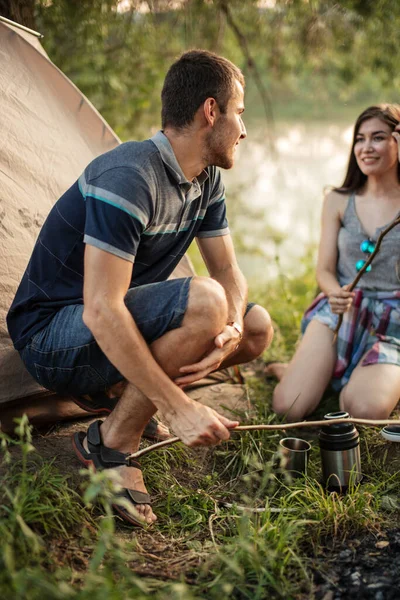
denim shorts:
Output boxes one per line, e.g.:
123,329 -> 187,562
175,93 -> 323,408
20,276 -> 255,396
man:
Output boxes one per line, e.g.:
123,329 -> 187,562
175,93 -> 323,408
7,50 -> 273,526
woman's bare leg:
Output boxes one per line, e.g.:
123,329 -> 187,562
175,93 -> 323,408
264,362 -> 288,381
272,320 -> 337,422
340,360 -> 400,419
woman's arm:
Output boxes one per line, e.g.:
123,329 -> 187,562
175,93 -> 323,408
316,191 -> 355,314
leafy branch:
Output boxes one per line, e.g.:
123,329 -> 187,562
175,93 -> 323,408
217,0 -> 276,156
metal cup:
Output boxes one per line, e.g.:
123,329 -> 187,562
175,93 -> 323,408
278,437 -> 311,478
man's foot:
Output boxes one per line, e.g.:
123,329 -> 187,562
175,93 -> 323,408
81,436 -> 156,525
100,462 -> 156,525
264,362 -> 288,382
72,420 -> 156,526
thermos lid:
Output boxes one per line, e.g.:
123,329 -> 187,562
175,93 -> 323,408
320,411 -> 354,436
381,425 -> 400,443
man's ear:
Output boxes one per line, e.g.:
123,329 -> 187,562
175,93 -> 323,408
203,97 -> 219,127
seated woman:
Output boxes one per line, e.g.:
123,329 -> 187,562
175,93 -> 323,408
267,104 -> 400,421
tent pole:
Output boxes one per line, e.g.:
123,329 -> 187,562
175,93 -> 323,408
0,15 -> 43,38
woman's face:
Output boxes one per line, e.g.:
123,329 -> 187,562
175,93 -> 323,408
354,117 -> 398,177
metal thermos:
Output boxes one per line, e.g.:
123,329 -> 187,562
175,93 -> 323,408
318,411 -> 362,492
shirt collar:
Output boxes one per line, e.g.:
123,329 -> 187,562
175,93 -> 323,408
150,130 -> 209,190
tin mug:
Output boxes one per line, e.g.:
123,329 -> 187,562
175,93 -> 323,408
278,437 -> 311,478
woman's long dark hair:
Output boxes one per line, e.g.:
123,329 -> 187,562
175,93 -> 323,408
335,104 -> 400,194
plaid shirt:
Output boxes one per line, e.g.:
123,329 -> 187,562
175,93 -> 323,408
301,289 -> 400,390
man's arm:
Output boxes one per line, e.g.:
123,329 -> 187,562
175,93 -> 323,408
82,244 -> 238,445
197,233 -> 247,325
176,234 -> 248,385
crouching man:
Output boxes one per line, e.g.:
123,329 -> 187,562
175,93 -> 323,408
7,50 -> 273,526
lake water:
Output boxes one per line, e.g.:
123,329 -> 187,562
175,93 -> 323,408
223,121 -> 354,284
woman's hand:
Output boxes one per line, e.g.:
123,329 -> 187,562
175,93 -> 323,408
392,125 -> 400,161
328,284 -> 355,314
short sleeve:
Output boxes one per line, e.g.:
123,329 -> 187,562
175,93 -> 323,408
79,167 -> 153,262
197,168 -> 229,238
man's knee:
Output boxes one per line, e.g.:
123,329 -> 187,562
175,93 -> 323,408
187,276 -> 228,331
242,305 -> 274,359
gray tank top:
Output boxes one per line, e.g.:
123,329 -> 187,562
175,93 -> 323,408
337,193 -> 400,291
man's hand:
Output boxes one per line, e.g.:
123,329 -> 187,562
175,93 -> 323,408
328,284 -> 355,314
174,324 -> 241,386
166,397 -> 239,446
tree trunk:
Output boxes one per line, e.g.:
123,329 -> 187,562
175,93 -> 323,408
0,0 -> 36,30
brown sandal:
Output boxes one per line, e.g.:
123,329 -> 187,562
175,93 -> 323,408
72,420 -> 152,527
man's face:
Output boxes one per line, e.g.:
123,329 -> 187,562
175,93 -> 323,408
204,80 -> 246,170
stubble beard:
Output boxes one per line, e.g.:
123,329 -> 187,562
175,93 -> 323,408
203,125 -> 234,170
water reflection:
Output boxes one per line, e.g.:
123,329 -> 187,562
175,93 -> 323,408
223,122 -> 353,283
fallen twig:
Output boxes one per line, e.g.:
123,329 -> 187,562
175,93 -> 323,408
333,216 -> 400,342
127,416 -> 400,462
221,502 -> 295,514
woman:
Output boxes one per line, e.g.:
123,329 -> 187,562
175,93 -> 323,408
268,104 -> 400,422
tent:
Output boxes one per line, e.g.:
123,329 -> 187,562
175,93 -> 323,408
0,16 -> 194,417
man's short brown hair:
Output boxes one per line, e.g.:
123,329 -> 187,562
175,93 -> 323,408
161,49 -> 244,130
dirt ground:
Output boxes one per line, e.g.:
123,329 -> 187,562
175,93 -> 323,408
312,528 -> 400,600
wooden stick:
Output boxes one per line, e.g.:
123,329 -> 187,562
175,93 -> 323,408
333,216 -> 400,342
127,417 -> 400,462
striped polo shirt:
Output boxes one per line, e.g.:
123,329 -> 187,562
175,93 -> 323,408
7,131 -> 229,350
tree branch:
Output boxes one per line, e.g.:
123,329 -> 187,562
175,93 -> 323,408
127,416 -> 400,461
0,0 -> 36,29
217,0 -> 276,157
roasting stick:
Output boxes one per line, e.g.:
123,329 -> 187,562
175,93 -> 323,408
127,417 -> 400,462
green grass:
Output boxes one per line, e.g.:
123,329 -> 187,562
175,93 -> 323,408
0,416 -> 93,571
1,264 -> 399,599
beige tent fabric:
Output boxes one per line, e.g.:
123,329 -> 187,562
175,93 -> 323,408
0,19 -> 121,404
0,20 -> 195,405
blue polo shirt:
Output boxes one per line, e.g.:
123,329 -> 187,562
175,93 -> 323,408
7,131 -> 229,350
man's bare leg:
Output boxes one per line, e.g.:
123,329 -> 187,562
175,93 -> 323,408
102,305 -> 273,438
83,277 -> 234,524
83,385 -> 158,524
218,304 -> 273,369
106,380 -> 170,440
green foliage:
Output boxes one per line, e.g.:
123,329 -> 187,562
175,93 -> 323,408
35,0 -> 181,139
33,0 -> 400,140
202,509 -> 311,599
0,416 -> 92,572
283,479 -> 381,546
